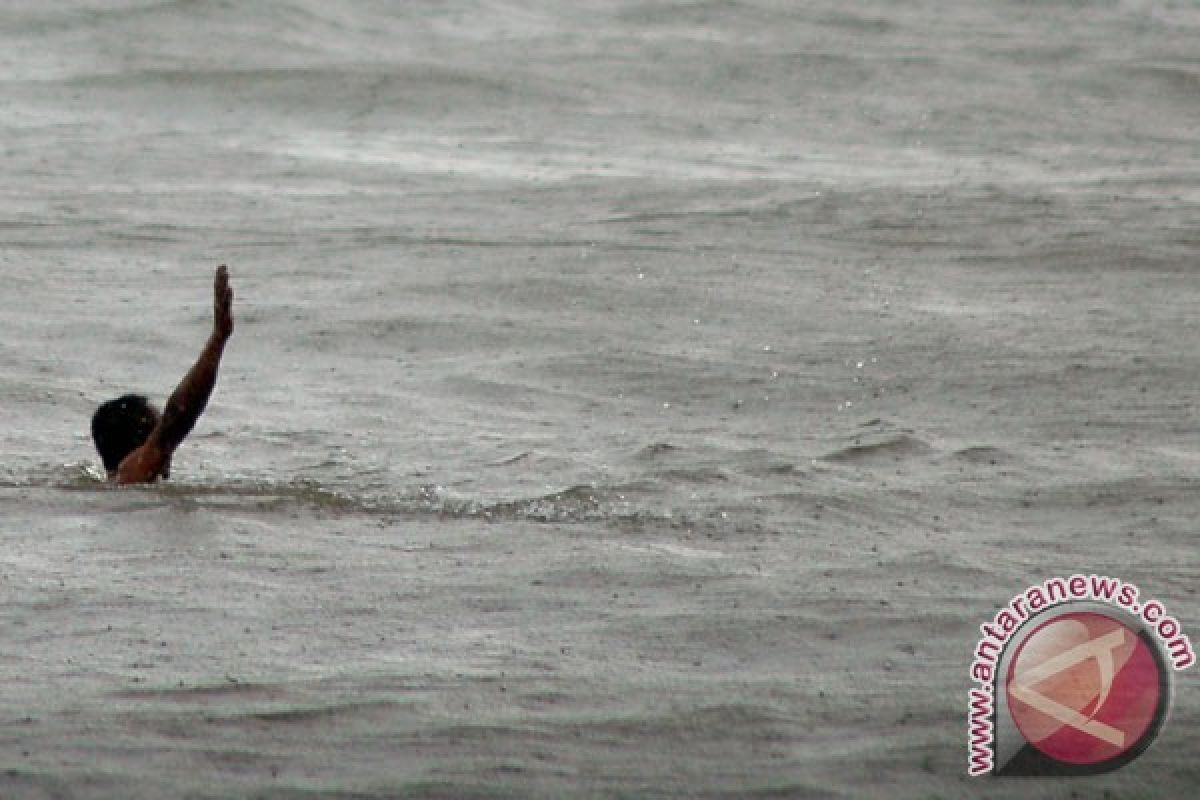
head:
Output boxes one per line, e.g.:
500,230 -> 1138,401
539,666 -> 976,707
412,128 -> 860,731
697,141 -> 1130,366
91,394 -> 160,473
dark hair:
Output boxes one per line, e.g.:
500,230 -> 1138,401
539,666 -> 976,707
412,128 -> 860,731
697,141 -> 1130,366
91,394 -> 160,472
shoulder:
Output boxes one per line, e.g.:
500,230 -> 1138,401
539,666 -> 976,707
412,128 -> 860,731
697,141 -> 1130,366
115,441 -> 169,484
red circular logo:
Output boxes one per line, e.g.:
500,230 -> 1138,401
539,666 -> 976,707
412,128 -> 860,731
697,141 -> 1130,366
1005,611 -> 1164,766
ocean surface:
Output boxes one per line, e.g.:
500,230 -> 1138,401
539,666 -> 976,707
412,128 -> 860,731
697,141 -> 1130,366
1,1 -> 1198,797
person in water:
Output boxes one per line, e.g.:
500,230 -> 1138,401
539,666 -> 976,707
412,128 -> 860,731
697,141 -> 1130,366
91,265 -> 234,484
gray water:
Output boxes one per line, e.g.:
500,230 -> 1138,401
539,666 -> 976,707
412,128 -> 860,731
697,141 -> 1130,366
2,2 -> 1198,798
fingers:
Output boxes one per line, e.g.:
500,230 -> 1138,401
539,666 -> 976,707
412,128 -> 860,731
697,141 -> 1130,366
214,265 -> 233,305
213,264 -> 234,337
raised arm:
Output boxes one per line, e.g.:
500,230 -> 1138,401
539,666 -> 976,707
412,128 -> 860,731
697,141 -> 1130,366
115,266 -> 234,484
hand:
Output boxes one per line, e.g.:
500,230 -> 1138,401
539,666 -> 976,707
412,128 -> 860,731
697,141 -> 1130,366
214,264 -> 234,340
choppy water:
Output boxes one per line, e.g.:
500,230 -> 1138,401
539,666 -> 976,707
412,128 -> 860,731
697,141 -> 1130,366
2,1 -> 1199,798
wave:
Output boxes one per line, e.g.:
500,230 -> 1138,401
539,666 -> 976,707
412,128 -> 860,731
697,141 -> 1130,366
819,432 -> 934,465
3,0 -> 580,83
0,461 -> 679,526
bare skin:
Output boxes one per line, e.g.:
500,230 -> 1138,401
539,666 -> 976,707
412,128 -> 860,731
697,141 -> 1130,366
114,265 -> 234,484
